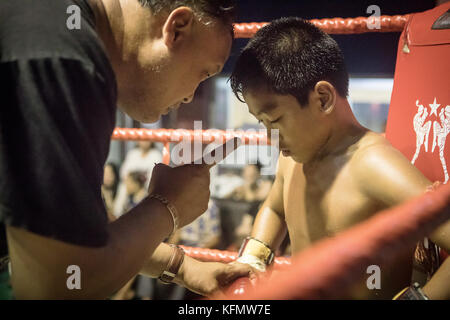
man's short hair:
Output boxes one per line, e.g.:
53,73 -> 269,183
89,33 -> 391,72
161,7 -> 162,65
230,17 -> 349,107
138,0 -> 236,34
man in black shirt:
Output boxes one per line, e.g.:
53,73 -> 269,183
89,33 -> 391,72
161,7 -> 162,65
0,0 -> 251,299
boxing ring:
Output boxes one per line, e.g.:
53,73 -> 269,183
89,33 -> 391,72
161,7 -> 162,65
111,14 -> 450,299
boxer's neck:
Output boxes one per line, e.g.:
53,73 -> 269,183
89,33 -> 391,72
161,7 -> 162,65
306,98 -> 367,168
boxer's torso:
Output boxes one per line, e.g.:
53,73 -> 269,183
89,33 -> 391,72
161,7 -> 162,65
281,132 -> 414,299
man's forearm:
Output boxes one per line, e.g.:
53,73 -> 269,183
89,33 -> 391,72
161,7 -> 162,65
423,257 -> 450,300
251,206 -> 287,251
7,197 -> 173,299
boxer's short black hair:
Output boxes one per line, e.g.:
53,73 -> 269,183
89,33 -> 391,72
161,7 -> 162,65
138,0 -> 236,35
230,17 -> 349,107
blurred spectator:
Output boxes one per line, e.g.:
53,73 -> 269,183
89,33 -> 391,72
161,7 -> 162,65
226,163 -> 271,202
211,167 -> 243,199
177,200 -> 221,249
221,163 -> 273,251
101,162 -> 119,221
113,170 -> 149,300
114,141 -> 162,217
124,171 -> 148,213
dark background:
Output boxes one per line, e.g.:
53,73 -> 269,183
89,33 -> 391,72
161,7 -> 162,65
222,0 -> 436,76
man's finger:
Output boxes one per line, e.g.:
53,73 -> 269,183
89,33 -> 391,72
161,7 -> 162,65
199,137 -> 242,169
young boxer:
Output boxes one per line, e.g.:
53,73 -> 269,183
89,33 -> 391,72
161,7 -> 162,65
226,17 -> 450,299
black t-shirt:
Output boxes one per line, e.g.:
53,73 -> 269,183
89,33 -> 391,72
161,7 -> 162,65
0,0 -> 117,257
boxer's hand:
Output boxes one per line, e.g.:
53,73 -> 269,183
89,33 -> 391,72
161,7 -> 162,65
148,163 -> 212,228
426,181 -> 441,193
175,257 -> 256,296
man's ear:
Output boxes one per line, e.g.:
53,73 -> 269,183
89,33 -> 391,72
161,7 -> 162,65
314,81 -> 336,115
162,7 -> 194,49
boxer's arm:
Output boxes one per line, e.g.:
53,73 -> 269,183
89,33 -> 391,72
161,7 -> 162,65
250,156 -> 287,251
7,197 -> 173,299
353,143 -> 450,299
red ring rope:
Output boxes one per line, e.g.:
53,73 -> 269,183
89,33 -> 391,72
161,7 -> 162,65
233,15 -> 410,38
214,184 -> 450,299
112,128 -> 269,145
180,245 -> 291,267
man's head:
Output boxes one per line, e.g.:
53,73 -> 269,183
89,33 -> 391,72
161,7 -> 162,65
230,17 -> 349,163
100,0 -> 235,122
125,171 -> 148,195
137,140 -> 154,152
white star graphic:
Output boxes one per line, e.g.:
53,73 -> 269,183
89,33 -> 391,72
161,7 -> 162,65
429,97 -> 440,116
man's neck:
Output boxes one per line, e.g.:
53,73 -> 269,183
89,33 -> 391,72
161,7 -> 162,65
88,0 -> 124,66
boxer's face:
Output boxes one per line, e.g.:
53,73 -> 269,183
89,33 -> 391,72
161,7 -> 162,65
115,7 -> 232,123
244,88 -> 332,164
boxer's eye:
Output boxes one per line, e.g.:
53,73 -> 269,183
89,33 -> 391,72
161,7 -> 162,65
270,117 -> 281,124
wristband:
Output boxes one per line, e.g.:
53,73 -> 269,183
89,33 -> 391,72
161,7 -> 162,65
393,282 -> 429,300
158,245 -> 185,284
148,194 -> 179,239
238,237 -> 274,268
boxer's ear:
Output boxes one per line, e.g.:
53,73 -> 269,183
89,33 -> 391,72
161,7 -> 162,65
162,7 -> 194,49
314,81 -> 336,115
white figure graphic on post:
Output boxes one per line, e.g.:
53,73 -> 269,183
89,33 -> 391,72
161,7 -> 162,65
432,105 -> 450,184
411,100 -> 432,165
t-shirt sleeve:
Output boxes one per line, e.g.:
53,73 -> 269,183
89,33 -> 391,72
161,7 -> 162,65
0,57 -> 116,247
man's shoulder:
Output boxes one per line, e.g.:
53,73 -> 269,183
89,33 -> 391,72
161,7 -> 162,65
0,0 -> 112,79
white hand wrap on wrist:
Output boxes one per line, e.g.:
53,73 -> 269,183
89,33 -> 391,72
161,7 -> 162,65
236,254 -> 267,272
237,237 -> 274,272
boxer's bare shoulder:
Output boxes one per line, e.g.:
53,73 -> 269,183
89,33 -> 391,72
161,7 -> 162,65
349,131 -> 431,205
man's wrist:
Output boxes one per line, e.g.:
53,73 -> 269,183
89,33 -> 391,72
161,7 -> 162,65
174,254 -> 191,285
148,194 -> 179,239
158,244 -> 185,284
144,196 -> 174,238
